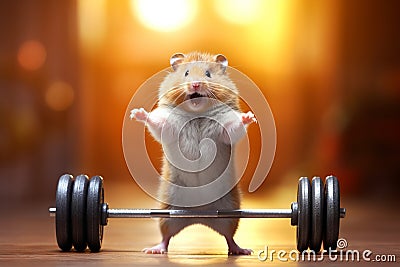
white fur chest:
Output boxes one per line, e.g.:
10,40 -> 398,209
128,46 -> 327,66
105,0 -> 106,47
162,111 -> 233,187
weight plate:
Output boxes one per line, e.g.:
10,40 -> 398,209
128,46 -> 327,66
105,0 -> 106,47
296,177 -> 311,252
323,175 -> 340,250
310,177 -> 324,252
86,175 -> 104,252
71,174 -> 89,252
55,174 -> 74,251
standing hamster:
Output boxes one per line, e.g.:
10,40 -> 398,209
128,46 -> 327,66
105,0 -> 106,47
130,52 -> 256,255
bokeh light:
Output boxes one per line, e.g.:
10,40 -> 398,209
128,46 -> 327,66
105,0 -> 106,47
214,0 -> 264,25
131,0 -> 198,32
45,81 -> 75,111
17,40 -> 46,71
78,0 -> 106,51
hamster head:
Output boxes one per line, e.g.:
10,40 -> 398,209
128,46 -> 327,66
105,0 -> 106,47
158,52 -> 240,113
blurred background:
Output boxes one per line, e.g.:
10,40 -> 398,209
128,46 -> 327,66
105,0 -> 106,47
1,0 -> 399,209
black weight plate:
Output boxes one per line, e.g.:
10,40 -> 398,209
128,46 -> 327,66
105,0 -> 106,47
310,177 -> 324,252
296,177 -> 311,252
55,174 -> 74,251
86,175 -> 104,252
323,175 -> 340,250
71,174 -> 89,252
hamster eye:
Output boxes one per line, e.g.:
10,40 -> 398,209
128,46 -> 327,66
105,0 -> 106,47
205,70 -> 211,78
185,70 -> 189,77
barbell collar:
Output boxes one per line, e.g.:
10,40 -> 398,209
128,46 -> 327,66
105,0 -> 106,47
340,208 -> 346,218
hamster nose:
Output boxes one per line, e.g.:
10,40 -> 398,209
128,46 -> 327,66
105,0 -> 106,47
191,82 -> 200,91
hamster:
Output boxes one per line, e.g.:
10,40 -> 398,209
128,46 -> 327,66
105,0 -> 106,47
130,52 -> 256,255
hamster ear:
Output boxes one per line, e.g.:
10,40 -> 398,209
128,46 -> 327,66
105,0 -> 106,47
170,53 -> 186,71
214,54 -> 228,72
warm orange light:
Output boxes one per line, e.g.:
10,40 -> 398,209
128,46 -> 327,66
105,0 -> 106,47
78,0 -> 106,51
214,0 -> 264,25
45,81 -> 75,111
233,0 -> 294,75
131,0 -> 198,32
17,40 -> 46,71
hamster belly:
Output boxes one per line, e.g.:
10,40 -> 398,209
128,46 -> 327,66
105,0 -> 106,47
160,117 -> 241,210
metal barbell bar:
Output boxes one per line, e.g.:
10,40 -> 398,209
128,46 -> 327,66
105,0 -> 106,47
49,207 -> 345,219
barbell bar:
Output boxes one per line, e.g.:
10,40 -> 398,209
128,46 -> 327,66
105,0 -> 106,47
49,174 -> 346,253
50,207 -> 301,219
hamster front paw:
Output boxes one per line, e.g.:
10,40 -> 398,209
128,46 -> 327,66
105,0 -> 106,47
241,111 -> 257,125
130,108 -> 149,121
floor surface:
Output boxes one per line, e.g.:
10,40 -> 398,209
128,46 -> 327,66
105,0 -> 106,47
1,182 -> 399,266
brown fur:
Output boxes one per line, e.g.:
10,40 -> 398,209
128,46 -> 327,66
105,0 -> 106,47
158,52 -> 240,110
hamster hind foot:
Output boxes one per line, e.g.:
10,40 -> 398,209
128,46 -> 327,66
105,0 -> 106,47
142,237 -> 170,254
225,236 -> 253,255
142,236 -> 253,255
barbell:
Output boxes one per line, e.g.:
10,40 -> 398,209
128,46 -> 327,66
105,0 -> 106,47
49,174 -> 346,253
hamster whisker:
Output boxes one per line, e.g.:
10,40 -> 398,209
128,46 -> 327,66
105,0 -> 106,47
159,86 -> 183,99
172,91 -> 186,105
209,86 -> 234,99
205,89 -> 219,101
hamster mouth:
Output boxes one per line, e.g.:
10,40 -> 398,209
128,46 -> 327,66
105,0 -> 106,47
189,92 -> 205,99
187,92 -> 207,107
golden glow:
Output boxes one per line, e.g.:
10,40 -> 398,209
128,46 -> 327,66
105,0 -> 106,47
17,40 -> 46,71
78,0 -> 106,50
131,0 -> 198,32
45,81 -> 75,111
247,0 -> 294,74
214,0 -> 264,25
213,0 -> 295,75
